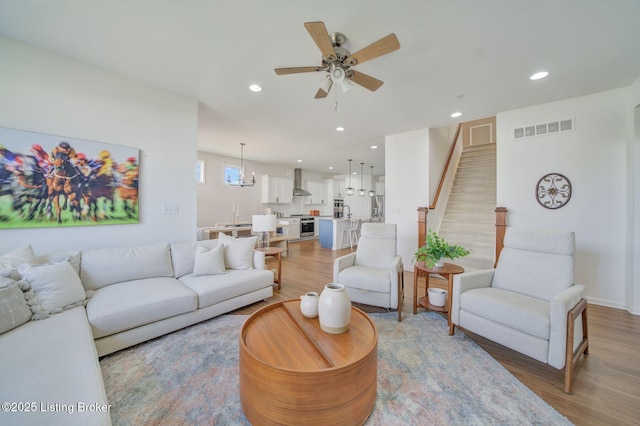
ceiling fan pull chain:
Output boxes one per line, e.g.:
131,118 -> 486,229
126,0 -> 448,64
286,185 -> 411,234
334,87 -> 339,112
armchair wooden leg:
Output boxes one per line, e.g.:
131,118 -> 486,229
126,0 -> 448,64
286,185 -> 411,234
397,268 -> 405,322
565,298 -> 589,394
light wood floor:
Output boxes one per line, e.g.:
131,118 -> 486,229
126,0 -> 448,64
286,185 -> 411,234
231,239 -> 640,425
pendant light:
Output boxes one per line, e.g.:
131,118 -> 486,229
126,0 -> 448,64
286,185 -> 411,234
358,162 -> 366,196
345,159 -> 354,195
226,143 -> 256,187
368,165 -> 376,197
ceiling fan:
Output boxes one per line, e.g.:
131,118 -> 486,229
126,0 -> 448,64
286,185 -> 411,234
274,21 -> 400,98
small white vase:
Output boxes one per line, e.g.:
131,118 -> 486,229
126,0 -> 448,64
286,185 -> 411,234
300,292 -> 319,318
434,257 -> 445,268
318,283 -> 351,334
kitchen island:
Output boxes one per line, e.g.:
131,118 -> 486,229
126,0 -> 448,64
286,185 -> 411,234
319,218 -> 368,250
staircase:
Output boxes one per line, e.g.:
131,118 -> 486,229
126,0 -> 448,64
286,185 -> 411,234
439,143 -> 496,271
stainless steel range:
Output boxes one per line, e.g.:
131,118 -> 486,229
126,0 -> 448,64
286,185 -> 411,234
291,214 -> 315,238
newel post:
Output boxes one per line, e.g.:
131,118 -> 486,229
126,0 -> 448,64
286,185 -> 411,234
417,207 -> 428,248
494,207 -> 508,267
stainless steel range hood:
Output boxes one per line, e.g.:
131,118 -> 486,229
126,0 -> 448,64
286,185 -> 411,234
292,168 -> 311,196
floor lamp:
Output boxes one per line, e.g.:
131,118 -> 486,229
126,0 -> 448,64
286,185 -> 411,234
252,214 -> 277,248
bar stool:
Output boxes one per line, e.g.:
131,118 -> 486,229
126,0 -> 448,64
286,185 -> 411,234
340,219 -> 362,250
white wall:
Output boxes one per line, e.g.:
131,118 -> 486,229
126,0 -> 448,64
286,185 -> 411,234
630,75 -> 640,314
497,87 -> 634,312
0,37 -> 198,255
385,128 -> 430,269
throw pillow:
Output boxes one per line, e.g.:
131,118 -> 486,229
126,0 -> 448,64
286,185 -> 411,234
0,245 -> 37,267
0,282 -> 33,334
17,260 -> 87,320
217,233 -> 257,270
192,245 -> 227,276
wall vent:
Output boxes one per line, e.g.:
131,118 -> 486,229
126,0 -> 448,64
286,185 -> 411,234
513,118 -> 573,140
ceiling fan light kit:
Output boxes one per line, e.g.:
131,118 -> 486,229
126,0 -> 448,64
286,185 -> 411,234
274,21 -> 400,99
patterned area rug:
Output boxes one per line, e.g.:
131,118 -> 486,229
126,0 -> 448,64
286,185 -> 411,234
100,312 -> 571,425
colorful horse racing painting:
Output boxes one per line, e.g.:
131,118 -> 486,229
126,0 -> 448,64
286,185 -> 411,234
0,127 -> 139,228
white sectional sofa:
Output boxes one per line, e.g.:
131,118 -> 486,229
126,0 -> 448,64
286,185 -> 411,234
0,236 -> 274,426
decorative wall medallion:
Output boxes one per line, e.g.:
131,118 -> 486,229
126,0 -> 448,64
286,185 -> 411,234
536,173 -> 572,209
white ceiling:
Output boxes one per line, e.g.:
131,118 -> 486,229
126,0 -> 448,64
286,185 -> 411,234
1,0 -> 639,176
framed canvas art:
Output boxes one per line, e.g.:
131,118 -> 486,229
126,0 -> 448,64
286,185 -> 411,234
0,127 -> 139,228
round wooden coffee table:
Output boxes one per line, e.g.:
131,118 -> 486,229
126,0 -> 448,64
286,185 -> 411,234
239,300 -> 378,425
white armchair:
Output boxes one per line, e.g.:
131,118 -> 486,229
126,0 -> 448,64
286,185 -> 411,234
333,223 -> 404,321
450,228 -> 589,393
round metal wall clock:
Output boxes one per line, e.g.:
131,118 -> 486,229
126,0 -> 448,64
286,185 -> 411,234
536,173 -> 572,209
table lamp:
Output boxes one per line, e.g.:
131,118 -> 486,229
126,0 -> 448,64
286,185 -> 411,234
252,214 -> 277,248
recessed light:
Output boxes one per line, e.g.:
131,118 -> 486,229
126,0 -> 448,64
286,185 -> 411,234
329,166 -> 334,170
249,84 -> 262,92
370,145 -> 378,149
530,71 -> 549,81
336,126 -> 345,132
297,159 -> 302,163
451,112 -> 462,118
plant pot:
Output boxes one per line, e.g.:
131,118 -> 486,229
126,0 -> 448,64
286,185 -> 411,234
428,288 -> 447,307
318,283 -> 351,334
434,257 -> 445,268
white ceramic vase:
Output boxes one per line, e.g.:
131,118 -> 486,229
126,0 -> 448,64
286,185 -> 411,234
434,257 -> 445,268
318,283 -> 351,334
299,291 -> 319,318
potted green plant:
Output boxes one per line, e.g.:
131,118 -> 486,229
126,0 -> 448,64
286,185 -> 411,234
413,230 -> 470,268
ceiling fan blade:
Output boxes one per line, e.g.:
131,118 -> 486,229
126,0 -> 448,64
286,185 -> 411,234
347,70 -> 384,92
314,81 -> 333,98
304,21 -> 336,59
274,66 -> 322,75
347,33 -> 400,65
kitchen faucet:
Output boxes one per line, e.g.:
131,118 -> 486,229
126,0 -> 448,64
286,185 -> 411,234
344,204 -> 351,219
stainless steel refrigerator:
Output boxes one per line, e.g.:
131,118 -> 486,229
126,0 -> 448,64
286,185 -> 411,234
371,195 -> 384,221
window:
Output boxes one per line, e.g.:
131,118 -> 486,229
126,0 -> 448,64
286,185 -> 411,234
195,160 -> 205,184
224,164 -> 241,185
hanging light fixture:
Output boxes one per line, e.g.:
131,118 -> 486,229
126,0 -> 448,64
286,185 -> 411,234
345,159 -> 354,196
358,162 -> 366,196
368,165 -> 376,197
226,143 -> 256,187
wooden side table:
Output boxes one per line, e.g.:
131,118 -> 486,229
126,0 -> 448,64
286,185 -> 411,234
413,261 -> 464,335
239,300 -> 377,425
255,246 -> 285,290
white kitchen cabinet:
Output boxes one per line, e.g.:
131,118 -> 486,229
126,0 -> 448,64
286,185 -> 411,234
304,180 -> 328,205
333,179 -> 346,198
262,175 -> 293,204
375,181 -> 385,195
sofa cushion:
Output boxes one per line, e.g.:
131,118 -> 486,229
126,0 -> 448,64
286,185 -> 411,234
86,277 -> 197,339
81,242 -> 174,290
338,266 -> 391,293
0,245 -> 37,267
18,261 -> 86,319
0,307 -> 111,426
217,234 -> 257,270
170,240 -> 219,278
178,269 -> 273,309
0,282 -> 32,334
193,245 -> 227,276
460,287 -> 550,340
37,250 -> 82,275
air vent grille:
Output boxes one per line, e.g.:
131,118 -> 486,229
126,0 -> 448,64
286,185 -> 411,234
513,118 -> 573,140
